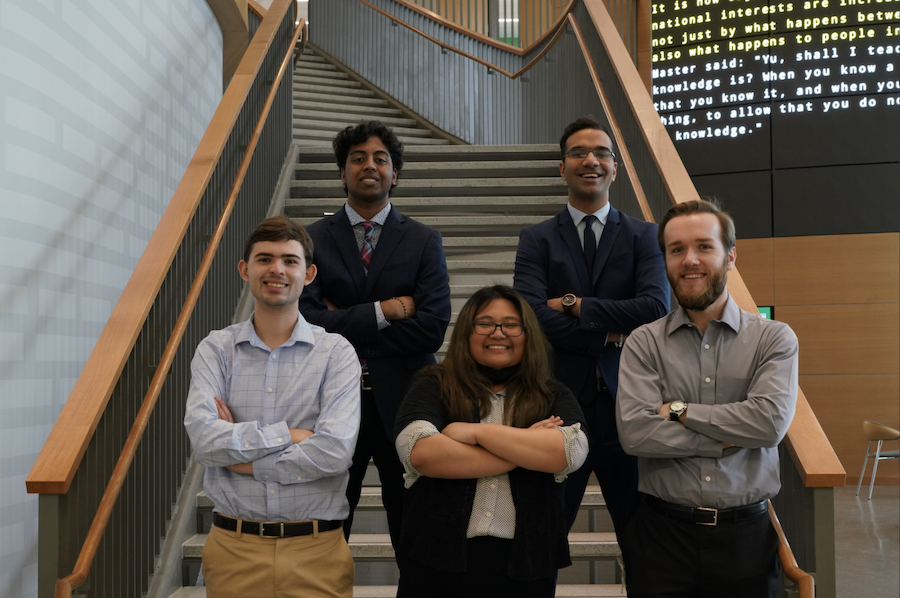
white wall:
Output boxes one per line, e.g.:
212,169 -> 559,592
0,1 -> 222,597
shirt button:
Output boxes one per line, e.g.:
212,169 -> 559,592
296,476 -> 301,481
267,388 -> 273,393
705,476 -> 711,482
705,377 -> 711,383
277,437 -> 283,443
485,512 -> 492,518
264,474 -> 269,479
490,484 -> 496,489
270,489 -> 275,495
704,344 -> 710,349
270,354 -> 277,360
243,443 -> 250,448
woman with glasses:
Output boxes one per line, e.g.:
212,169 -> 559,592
394,285 -> 588,597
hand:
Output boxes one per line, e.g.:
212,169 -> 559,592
547,296 -> 580,317
226,462 -> 253,475
382,296 -> 417,321
723,443 -> 734,449
289,429 -> 314,443
442,422 -> 479,445
530,416 -> 563,429
215,397 -> 235,423
323,298 -> 338,311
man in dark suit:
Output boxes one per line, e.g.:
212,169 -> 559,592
513,116 -> 670,545
300,122 -> 451,551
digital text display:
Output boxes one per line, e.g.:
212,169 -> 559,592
651,0 -> 900,176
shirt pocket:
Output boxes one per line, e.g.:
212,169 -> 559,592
716,376 -> 752,404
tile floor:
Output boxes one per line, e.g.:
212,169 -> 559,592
834,484 -> 899,598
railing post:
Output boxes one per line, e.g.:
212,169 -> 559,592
812,487 -> 837,598
487,0 -> 500,39
38,494 -> 61,598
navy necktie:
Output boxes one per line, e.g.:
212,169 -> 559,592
583,215 -> 597,272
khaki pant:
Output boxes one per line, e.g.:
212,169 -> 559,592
202,523 -> 354,598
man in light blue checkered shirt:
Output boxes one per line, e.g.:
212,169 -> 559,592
184,216 -> 361,598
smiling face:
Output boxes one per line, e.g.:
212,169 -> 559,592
341,135 -> 398,212
468,298 -> 526,371
560,127 -> 618,210
238,239 -> 316,313
663,213 -> 736,313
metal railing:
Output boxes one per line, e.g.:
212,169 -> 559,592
26,1 -> 303,597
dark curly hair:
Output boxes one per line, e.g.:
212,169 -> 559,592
333,121 -> 404,195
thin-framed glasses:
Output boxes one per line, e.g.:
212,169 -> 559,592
472,321 -> 525,337
565,147 -> 615,160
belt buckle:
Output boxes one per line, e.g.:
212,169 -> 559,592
696,507 -> 717,526
259,522 -> 284,538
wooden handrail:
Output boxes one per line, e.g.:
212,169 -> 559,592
249,0 -> 266,19
567,13 -> 653,223
579,0 -> 846,488
390,0 -> 577,56
26,0 -> 298,496
357,0 -> 573,79
769,500 -> 816,598
51,6 -> 304,598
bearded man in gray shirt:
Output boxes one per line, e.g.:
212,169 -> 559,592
616,199 -> 798,598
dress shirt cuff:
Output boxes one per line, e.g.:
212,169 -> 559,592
374,301 -> 390,330
251,422 -> 296,483
395,420 -> 439,488
556,422 -> 589,482
683,404 -> 725,458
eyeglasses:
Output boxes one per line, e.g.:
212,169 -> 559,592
472,321 -> 525,337
564,147 -> 616,160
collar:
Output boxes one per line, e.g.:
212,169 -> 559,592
345,202 -> 392,226
666,293 -> 741,336
567,201 -> 611,227
235,311 -> 316,350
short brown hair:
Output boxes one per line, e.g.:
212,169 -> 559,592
657,199 -> 736,253
242,215 -> 314,264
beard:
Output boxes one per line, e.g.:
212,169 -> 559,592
669,257 -> 729,311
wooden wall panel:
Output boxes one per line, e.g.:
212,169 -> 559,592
778,304 -> 899,376
774,233 -> 900,306
735,238 -> 774,307
799,374 -> 899,484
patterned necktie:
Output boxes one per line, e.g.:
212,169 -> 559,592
360,221 -> 375,272
583,214 -> 597,272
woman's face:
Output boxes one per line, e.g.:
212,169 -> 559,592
468,298 -> 526,370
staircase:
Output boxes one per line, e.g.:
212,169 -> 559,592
168,45 -> 627,598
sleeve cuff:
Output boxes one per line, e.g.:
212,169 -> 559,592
395,420 -> 439,488
375,301 -> 390,330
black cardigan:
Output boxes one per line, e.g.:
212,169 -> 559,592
394,374 -> 587,581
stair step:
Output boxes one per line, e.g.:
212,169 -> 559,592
169,584 -> 624,597
294,129 -> 448,146
296,100 -> 402,117
297,53 -> 326,64
295,67 -> 348,80
295,92 -> 386,106
295,119 -> 433,138
291,178 -> 567,199
295,84 -> 375,98
285,196 -> 567,216
294,76 -> 361,89
295,159 -> 560,179
290,215 -> 549,229
293,110 -> 417,129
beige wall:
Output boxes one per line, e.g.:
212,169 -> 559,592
737,233 -> 900,485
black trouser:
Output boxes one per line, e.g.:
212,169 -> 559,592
563,381 -> 640,537
343,385 -> 405,551
618,497 -> 780,598
398,536 -> 556,598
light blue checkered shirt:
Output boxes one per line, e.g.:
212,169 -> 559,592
184,312 -> 361,522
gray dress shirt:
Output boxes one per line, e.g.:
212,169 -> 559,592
616,295 -> 799,509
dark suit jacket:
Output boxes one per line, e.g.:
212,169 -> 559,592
300,207 -> 451,436
513,206 -> 669,405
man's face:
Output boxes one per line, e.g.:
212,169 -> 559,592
238,239 -> 316,311
341,136 -> 398,207
663,213 -> 735,312
559,128 -> 618,205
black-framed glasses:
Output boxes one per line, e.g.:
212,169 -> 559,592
565,147 -> 615,160
472,321 -> 525,337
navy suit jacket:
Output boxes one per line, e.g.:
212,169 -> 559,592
514,206 -> 669,405
300,207 -> 451,436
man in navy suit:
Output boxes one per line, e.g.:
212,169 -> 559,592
300,122 -> 451,551
513,116 -> 669,547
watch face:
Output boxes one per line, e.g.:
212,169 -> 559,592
671,400 -> 686,413
562,294 -> 576,307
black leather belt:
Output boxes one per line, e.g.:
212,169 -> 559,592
213,513 -> 342,538
361,370 -> 373,391
643,494 -> 767,526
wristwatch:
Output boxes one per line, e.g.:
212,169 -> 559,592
561,293 -> 577,315
669,400 -> 687,421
